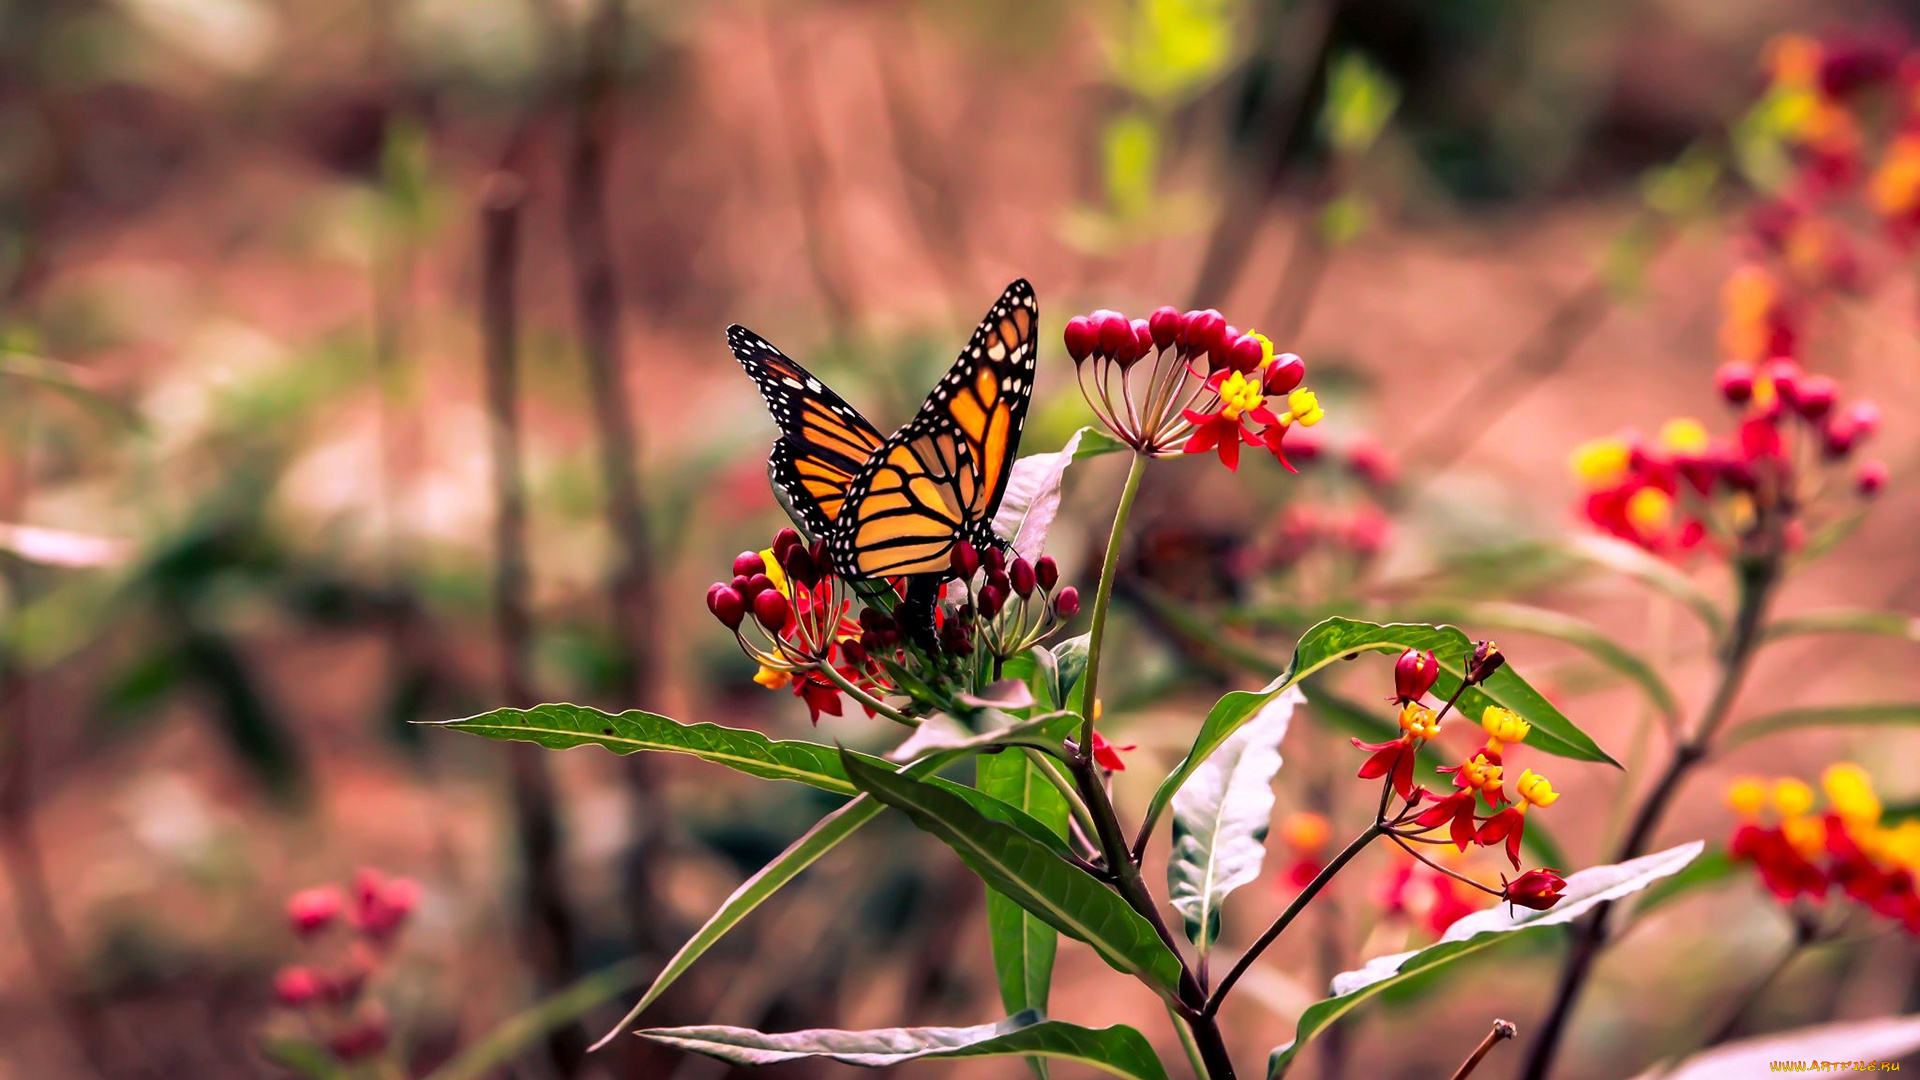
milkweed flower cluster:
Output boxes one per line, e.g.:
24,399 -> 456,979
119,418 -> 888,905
1063,306 -> 1323,470
707,528 -> 1078,724
1347,644 -> 1568,906
1570,355 -> 1883,558
270,869 -> 418,1063
1727,765 -> 1920,934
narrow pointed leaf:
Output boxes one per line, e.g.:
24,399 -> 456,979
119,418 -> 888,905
841,750 -> 1185,995
429,960 -> 645,1079
1633,1015 -> 1920,1080
1168,688 -> 1299,949
1762,608 -> 1920,645
1265,842 -> 1703,1077
1140,619 -> 1616,845
639,1011 -> 1168,1080
994,427 -> 1127,561
980,751 -> 1071,1080
1724,702 -> 1920,748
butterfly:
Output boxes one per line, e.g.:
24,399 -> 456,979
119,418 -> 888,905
728,279 -> 1038,597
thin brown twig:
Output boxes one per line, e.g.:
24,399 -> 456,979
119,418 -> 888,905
1448,1019 -> 1518,1080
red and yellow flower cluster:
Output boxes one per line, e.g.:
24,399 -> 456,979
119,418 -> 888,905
1728,764 -> 1920,935
271,869 -> 419,1063
1064,306 -> 1323,470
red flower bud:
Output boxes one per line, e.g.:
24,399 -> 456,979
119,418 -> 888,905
1096,312 -> 1132,358
1393,648 -> 1439,703
1063,315 -> 1097,362
1505,868 -> 1567,910
1794,375 -> 1837,421
287,886 -> 344,937
1182,309 -> 1226,358
1053,586 -> 1081,619
841,639 -> 868,666
1715,361 -> 1755,405
782,544 -> 818,587
1010,557 -> 1036,597
773,527 -> 804,563
1148,306 -> 1181,350
1263,352 -> 1304,394
950,538 -> 980,579
979,582 -> 1008,619
1847,400 -> 1881,439
1858,459 -> 1888,497
1762,359 -> 1800,407
1466,640 -> 1504,684
1034,555 -> 1059,591
940,617 -> 975,657
707,584 -> 746,629
328,1013 -> 390,1061
1227,333 -> 1266,373
273,966 -> 323,1007
1207,324 -> 1242,372
753,589 -> 790,631
982,545 -> 1006,575
733,551 -> 766,578
741,573 -> 774,600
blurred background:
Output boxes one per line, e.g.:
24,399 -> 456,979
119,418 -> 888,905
4,0 -> 1920,1077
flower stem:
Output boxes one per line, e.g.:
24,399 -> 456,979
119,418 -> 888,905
1078,451 -> 1149,760
1519,549 -> 1781,1080
814,663 -> 917,728
1206,822 -> 1382,1016
1448,1019 -> 1518,1080
1022,747 -> 1101,850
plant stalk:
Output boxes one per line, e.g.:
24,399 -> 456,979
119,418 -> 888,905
1448,1019 -> 1518,1080
1520,551 -> 1780,1080
1078,451 -> 1148,760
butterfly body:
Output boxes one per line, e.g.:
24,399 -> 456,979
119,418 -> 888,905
729,280 -> 1039,620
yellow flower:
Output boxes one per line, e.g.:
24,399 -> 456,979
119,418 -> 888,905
1771,778 -> 1814,819
1659,418 -> 1710,456
758,548 -> 790,597
1398,701 -> 1441,741
753,664 -> 792,690
1459,753 -> 1504,793
1725,777 -> 1768,819
1480,706 -> 1531,754
1625,487 -> 1673,532
1570,437 -> 1631,487
1282,387 -> 1324,427
1515,768 -> 1559,810
1783,814 -> 1824,857
1217,370 -> 1265,422
1822,763 -> 1881,828
1246,331 -> 1276,370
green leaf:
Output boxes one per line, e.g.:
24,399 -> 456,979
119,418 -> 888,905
428,960 -> 645,1080
1054,633 -> 1091,708
431,704 -> 863,795
639,1011 -> 1169,1080
1406,602 -> 1681,727
1724,703 -> 1920,748
1635,1015 -> 1920,1080
1139,619 -> 1617,845
1762,608 -> 1920,645
1169,689 -> 1299,950
979,752 -> 1071,1080
994,427 -> 1126,562
1265,842 -> 1704,1078
1566,535 -> 1725,640
841,751 -> 1185,995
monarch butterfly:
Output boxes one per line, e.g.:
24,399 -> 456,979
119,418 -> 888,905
728,280 -> 1039,628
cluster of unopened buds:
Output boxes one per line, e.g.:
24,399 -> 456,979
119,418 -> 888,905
707,528 -> 1080,723
1063,306 -> 1324,470
1348,644 -> 1568,912
1727,764 -> 1920,935
1570,353 -> 1883,557
271,869 -> 419,1063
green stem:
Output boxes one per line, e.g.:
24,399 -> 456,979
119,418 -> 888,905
1021,747 -> 1100,848
1167,1001 -> 1210,1080
1078,451 -> 1149,758
815,663 -> 917,728
1206,823 -> 1382,1016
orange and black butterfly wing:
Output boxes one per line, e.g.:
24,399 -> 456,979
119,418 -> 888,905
829,280 -> 1038,580
728,325 -> 887,538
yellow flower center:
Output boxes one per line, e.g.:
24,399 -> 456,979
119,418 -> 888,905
1771,777 -> 1814,818
1822,763 -> 1881,828
1217,370 -> 1265,422
1515,768 -> 1559,810
1725,777 -> 1768,820
1461,753 -> 1503,792
1625,487 -> 1673,532
1399,701 -> 1440,741
1659,418 -> 1710,456
753,664 -> 792,690
759,548 -> 791,597
1480,706 -> 1531,753
1283,387 -> 1324,427
1247,331 -> 1276,369
1570,437 -> 1631,487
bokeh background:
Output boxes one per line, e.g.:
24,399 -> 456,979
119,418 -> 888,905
5,0 -> 1920,1077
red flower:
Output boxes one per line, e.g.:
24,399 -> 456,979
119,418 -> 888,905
1182,369 -> 1281,472
1475,807 -> 1530,870
1412,789 -> 1481,851
1353,737 -> 1417,800
1504,868 -> 1568,911
1091,732 -> 1136,771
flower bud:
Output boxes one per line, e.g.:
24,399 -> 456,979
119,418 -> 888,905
979,582 -> 1008,619
706,584 -> 746,629
1124,319 -> 1154,367
1010,557 -> 1036,597
773,527 -> 803,559
1858,459 -> 1888,497
1847,400 -> 1881,439
1096,312 -> 1132,358
1034,555 -> 1059,591
940,617 -> 975,657
1393,649 -> 1439,703
840,639 -> 868,666
1794,375 -> 1837,421
1761,358 -> 1800,407
987,569 -> 1012,597
1504,868 -> 1567,911
1053,586 -> 1081,619
950,538 -> 980,579
782,544 -> 817,587
732,551 -> 765,578
1148,306 -> 1181,349
1182,309 -> 1226,358
1207,324 -> 1242,372
1063,316 -> 1097,362
273,966 -> 323,1007
753,589 -> 790,631
329,1013 -> 390,1061
287,886 -> 344,937
1227,333 -> 1266,373
1715,361 -> 1755,405
1263,352 -> 1305,395
1466,640 -> 1504,684
982,545 -> 1006,575
740,573 -> 774,600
